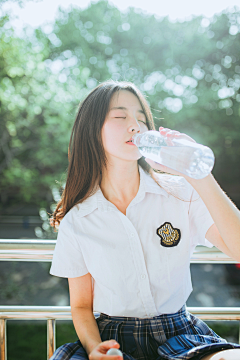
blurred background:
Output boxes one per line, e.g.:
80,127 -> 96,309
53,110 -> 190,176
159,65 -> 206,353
0,0 -> 240,358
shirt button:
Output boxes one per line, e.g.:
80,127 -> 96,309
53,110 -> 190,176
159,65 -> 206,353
141,274 -> 146,279
130,233 -> 134,237
150,313 -> 154,317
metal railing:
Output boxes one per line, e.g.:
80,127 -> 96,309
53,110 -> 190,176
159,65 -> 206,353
0,239 -> 237,263
0,239 -> 239,360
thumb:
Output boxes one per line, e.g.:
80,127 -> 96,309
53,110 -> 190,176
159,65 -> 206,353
102,340 -> 120,349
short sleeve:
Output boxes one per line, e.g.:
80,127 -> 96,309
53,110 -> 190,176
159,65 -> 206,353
188,186 -> 215,251
50,214 -> 89,278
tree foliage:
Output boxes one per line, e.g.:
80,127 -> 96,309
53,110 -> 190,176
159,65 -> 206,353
1,1 -> 240,212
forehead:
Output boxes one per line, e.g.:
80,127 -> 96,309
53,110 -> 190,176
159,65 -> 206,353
109,90 -> 143,110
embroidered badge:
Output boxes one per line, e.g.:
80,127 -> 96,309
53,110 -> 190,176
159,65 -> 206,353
157,222 -> 181,247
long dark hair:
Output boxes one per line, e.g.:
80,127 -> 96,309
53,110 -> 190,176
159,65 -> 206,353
50,80 -> 181,229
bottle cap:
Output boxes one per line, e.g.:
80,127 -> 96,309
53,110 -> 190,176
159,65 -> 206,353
106,348 -> 123,356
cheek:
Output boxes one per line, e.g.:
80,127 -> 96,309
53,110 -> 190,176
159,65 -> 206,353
102,122 -> 122,151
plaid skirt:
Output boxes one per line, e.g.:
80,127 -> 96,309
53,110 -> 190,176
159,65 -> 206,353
50,304 -> 240,360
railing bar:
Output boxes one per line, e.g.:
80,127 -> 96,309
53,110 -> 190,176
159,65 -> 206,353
0,319 -> 6,360
1,305 -> 240,312
2,308 -> 240,321
0,242 -> 238,263
47,319 -> 56,360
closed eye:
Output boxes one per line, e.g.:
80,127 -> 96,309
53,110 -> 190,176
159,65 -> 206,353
115,117 -> 146,125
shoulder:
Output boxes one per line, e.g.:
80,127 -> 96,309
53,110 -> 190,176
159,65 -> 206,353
57,205 -> 80,234
59,191 -> 98,230
61,205 -> 79,225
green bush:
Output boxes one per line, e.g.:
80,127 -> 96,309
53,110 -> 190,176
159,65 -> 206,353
205,320 -> 239,344
7,320 -> 77,360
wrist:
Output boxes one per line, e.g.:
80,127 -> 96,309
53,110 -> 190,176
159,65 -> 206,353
86,341 -> 102,356
186,172 -> 214,189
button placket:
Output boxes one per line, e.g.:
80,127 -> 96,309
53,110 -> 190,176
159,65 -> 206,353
118,212 -> 158,316
129,229 -> 158,315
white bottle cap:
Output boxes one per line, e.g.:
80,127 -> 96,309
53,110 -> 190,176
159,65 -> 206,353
106,348 -> 123,356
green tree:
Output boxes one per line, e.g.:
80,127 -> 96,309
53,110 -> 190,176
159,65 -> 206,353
1,1 -> 240,215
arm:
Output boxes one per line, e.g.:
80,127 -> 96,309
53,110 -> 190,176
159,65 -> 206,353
69,274 -> 122,360
146,127 -> 240,262
188,173 -> 240,262
68,274 -> 102,356
71,307 -> 102,355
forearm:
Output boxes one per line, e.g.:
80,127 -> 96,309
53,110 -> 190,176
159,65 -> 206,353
71,307 -> 102,356
189,173 -> 240,258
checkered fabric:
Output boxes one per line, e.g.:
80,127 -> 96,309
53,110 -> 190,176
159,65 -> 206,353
50,305 -> 240,360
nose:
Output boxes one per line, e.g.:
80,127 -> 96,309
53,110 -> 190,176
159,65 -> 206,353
128,113 -> 141,133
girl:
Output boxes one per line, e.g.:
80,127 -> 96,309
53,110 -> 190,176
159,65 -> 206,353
49,80 -> 240,360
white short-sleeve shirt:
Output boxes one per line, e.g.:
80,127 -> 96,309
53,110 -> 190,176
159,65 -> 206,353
50,165 -> 214,318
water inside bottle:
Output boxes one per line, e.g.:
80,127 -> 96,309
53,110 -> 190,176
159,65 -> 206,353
139,145 -> 214,179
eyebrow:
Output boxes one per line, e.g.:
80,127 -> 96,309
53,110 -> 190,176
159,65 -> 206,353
110,106 -> 145,115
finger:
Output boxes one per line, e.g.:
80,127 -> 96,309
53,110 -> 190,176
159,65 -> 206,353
173,133 -> 196,143
158,129 -> 179,145
165,130 -> 176,137
165,137 -> 174,146
162,130 -> 196,143
159,128 -> 177,141
159,127 -> 171,133
166,130 -> 180,136
101,340 -> 120,349
165,131 -> 180,143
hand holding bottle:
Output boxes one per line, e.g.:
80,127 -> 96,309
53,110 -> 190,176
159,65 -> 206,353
145,127 -> 196,179
134,127 -> 214,180
158,127 -> 197,147
89,340 -> 123,360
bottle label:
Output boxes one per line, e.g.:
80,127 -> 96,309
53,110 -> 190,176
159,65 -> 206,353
156,222 -> 181,247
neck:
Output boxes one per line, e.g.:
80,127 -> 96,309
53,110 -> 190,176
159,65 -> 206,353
100,161 -> 140,204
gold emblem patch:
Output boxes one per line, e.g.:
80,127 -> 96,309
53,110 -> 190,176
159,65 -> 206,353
157,222 -> 181,247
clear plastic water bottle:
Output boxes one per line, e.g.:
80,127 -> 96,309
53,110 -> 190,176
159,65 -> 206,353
132,130 -> 215,179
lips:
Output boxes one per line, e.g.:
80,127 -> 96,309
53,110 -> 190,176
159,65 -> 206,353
126,137 -> 134,143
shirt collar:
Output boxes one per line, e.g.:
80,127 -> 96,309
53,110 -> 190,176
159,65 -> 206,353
77,165 -> 169,217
